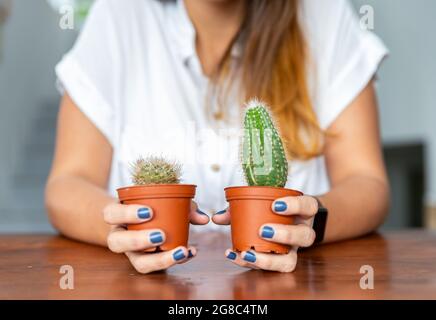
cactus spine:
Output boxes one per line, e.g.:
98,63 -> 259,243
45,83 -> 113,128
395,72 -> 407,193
242,100 -> 288,188
131,156 -> 181,185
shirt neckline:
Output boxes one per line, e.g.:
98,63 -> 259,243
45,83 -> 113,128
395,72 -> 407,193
170,0 -> 243,66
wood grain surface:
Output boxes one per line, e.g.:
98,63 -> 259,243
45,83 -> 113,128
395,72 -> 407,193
1,230 -> 435,299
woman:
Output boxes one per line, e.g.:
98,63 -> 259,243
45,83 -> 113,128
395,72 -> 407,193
46,0 -> 389,273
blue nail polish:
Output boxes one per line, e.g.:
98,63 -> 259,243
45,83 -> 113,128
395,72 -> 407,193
173,249 -> 186,261
137,208 -> 150,219
274,201 -> 287,212
261,226 -> 274,239
196,209 -> 208,216
243,251 -> 256,263
149,231 -> 163,244
215,209 -> 227,215
188,250 -> 194,258
227,251 -> 237,260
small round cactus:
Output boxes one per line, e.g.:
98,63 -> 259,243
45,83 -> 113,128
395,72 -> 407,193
131,156 -> 182,185
242,99 -> 288,188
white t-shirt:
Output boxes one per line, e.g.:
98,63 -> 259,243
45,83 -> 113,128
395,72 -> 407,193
55,0 -> 388,231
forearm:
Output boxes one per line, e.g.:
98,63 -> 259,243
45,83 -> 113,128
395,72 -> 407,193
45,175 -> 116,246
318,175 -> 390,243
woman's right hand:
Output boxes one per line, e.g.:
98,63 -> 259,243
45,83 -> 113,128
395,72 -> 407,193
103,202 -> 208,274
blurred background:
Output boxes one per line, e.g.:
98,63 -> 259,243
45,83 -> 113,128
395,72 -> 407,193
0,0 -> 435,233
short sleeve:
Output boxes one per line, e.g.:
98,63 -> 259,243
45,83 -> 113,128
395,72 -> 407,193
55,0 -> 121,146
302,0 -> 388,129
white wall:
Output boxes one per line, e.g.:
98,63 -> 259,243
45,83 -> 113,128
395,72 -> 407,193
352,0 -> 436,207
0,0 -> 75,231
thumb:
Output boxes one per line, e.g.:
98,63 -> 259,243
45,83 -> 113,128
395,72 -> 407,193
212,208 -> 231,225
189,201 -> 210,225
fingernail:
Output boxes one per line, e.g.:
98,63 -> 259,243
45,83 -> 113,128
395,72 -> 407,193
173,249 -> 186,261
274,201 -> 287,212
149,231 -> 163,244
137,208 -> 150,219
196,209 -> 208,216
261,226 -> 275,239
243,251 -> 256,263
215,209 -> 227,215
188,250 -> 194,258
226,251 -> 237,260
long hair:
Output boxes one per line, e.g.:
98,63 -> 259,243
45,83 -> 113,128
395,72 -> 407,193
211,0 -> 322,160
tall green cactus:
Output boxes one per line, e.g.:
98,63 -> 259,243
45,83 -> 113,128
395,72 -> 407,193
242,100 -> 288,188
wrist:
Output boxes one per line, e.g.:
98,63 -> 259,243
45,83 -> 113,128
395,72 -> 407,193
312,196 -> 328,244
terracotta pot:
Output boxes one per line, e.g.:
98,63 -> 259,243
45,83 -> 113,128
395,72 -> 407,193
225,186 -> 303,254
117,184 -> 196,252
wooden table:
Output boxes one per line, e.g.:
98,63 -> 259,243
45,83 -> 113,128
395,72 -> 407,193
1,230 -> 436,300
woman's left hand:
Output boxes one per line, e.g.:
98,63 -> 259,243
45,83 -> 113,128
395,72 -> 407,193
212,196 -> 318,273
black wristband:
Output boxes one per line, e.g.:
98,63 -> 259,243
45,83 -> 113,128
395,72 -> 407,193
312,197 -> 328,244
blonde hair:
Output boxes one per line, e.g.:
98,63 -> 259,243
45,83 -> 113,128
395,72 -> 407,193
211,0 -> 322,160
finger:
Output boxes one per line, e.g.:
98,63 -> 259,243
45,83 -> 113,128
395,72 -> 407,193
272,196 -> 318,219
224,249 -> 259,269
240,249 -> 298,273
103,203 -> 153,225
212,208 -> 231,225
259,223 -> 316,247
126,246 -> 190,274
107,228 -> 165,253
294,215 -> 316,227
189,201 -> 210,225
180,246 -> 197,264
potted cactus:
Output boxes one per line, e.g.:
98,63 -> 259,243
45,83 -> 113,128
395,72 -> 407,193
225,100 -> 302,254
117,156 -> 196,252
